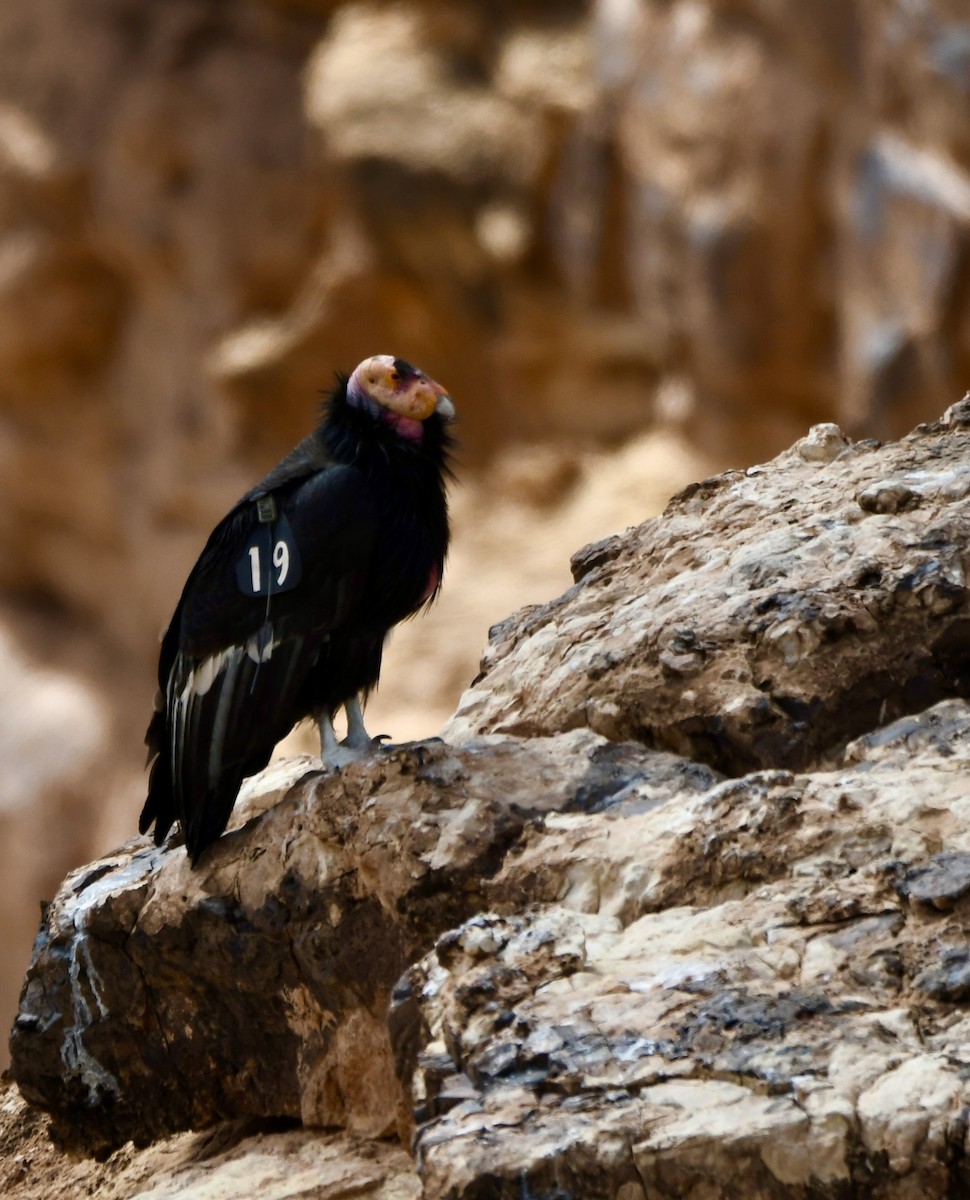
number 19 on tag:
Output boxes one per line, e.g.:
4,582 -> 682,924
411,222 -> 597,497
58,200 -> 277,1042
247,539 -> 290,591
235,513 -> 302,597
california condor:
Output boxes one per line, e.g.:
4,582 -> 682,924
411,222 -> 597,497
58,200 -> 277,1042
139,355 -> 454,863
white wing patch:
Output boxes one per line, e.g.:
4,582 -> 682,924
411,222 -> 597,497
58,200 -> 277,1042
246,630 -> 277,663
167,626 -> 306,810
176,628 -> 276,707
208,652 -> 244,787
181,648 -> 234,700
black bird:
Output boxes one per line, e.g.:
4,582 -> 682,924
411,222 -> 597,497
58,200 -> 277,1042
140,355 -> 454,863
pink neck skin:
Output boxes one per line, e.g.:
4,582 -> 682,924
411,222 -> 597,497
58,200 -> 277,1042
420,561 -> 441,603
382,410 -> 425,441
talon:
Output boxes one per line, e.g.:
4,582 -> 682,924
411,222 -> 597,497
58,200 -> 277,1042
339,732 -> 388,754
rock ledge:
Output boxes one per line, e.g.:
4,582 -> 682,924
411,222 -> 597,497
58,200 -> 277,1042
11,409 -> 970,1197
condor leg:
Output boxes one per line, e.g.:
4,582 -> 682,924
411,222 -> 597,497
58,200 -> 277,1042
316,696 -> 387,768
343,694 -> 388,751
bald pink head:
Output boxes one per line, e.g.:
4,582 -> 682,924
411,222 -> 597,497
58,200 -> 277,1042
346,356 -> 455,434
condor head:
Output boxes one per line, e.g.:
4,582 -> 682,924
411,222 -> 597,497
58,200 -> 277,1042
347,355 -> 455,438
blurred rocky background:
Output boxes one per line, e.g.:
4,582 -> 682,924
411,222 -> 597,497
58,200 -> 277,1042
1,0 -> 970,1068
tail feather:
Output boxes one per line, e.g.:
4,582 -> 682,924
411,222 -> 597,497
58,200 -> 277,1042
140,710 -> 175,845
165,634 -> 314,862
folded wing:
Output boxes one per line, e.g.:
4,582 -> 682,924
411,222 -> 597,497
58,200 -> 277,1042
141,462 -> 378,860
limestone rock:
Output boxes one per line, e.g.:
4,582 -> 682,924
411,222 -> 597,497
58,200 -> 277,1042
398,699 -> 970,1197
0,1078 -> 421,1200
13,402 -> 970,1198
9,733 -> 713,1156
448,401 -> 970,774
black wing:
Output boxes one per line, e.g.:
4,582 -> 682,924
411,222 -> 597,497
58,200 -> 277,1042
141,461 -> 378,861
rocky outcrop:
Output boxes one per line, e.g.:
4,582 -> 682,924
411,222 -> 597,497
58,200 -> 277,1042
10,737 -> 717,1157
11,404 -> 970,1197
402,701 -> 970,1197
449,406 -> 970,773
0,1079 -> 421,1200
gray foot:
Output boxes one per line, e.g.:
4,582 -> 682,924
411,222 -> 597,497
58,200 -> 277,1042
321,741 -> 380,770
317,696 -> 389,770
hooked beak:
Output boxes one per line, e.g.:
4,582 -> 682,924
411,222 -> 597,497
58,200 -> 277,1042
434,389 -> 456,422
412,375 -> 455,422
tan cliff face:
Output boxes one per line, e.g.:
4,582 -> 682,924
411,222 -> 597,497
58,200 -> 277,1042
3,0 -> 970,656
